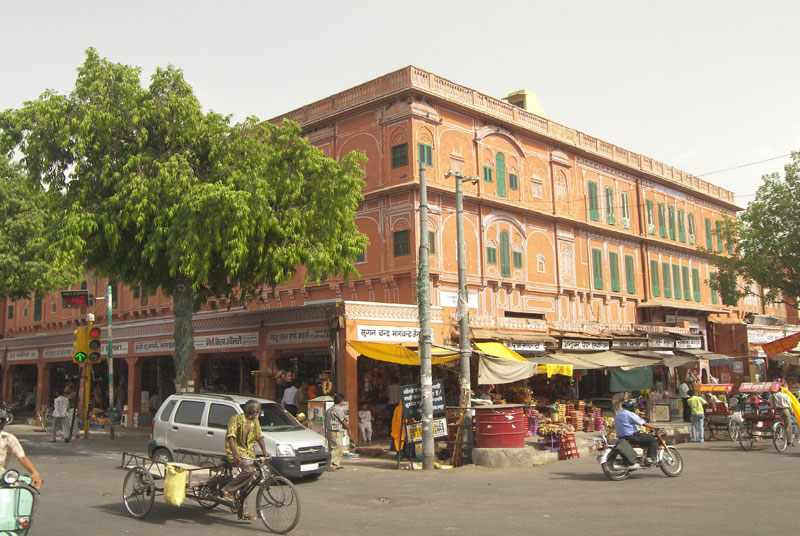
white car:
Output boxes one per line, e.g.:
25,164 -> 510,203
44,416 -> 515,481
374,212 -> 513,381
147,392 -> 330,478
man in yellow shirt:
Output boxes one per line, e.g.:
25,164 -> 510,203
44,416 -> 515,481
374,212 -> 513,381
687,390 -> 707,443
221,400 -> 270,520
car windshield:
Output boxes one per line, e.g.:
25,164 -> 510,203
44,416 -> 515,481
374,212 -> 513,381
251,402 -> 303,431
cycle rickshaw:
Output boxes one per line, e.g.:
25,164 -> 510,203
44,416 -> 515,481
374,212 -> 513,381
736,382 -> 799,452
121,452 -> 300,533
695,383 -> 735,440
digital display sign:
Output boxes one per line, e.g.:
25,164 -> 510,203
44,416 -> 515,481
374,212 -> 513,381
61,291 -> 89,309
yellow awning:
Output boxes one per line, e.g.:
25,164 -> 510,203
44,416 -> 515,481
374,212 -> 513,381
348,341 -> 459,366
537,364 -> 574,378
475,341 -> 528,362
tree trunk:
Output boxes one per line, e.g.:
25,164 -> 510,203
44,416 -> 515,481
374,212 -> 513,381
173,276 -> 195,391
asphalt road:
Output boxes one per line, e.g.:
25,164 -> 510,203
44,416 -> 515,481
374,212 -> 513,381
5,424 -> 793,536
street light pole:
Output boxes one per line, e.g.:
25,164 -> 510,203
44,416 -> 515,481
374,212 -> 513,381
417,165 -> 434,470
445,169 -> 478,463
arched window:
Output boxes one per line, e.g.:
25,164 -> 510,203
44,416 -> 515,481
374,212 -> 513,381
500,231 -> 511,277
496,153 -> 506,198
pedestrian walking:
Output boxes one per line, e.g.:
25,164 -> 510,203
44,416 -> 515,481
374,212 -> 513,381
51,387 -> 72,443
687,390 -> 707,442
325,394 -> 348,471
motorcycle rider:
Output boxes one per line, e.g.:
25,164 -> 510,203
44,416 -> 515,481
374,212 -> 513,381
614,400 -> 660,466
0,408 -> 42,489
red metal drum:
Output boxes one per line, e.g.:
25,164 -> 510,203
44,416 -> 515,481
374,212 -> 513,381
474,404 -> 525,448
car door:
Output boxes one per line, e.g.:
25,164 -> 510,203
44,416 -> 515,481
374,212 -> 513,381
169,400 -> 208,455
196,402 -> 238,456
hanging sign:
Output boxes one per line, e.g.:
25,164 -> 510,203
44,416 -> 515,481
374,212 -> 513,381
762,331 -> 800,358
406,417 -> 449,443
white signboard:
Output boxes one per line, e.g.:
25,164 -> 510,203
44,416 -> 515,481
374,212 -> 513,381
358,325 -> 422,342
561,339 -> 610,351
507,341 -> 546,353
675,338 -> 703,349
135,332 -> 258,354
266,327 -> 329,346
135,340 -> 175,354
648,335 -> 675,349
43,347 -> 73,360
613,339 -> 649,350
439,290 -> 478,309
7,349 -> 39,361
405,417 -> 449,443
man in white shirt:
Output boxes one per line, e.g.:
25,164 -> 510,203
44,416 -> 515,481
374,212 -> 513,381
50,386 -> 72,443
678,380 -> 691,422
281,381 -> 299,416
773,383 -> 794,439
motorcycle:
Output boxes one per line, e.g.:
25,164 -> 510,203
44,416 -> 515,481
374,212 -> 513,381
0,402 -> 12,426
594,430 -> 683,481
0,468 -> 38,535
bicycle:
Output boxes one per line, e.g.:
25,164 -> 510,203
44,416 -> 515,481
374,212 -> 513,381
34,407 -> 52,432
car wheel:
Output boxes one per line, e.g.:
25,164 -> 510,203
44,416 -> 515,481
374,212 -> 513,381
152,447 -> 173,463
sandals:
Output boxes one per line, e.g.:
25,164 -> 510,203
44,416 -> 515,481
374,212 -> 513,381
239,512 -> 257,521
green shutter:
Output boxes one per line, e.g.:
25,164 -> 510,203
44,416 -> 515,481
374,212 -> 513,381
496,153 -> 506,198
483,166 -> 493,183
715,221 -> 723,252
609,252 -> 620,292
509,173 -> 518,191
650,260 -> 660,297
391,143 -> 408,168
513,251 -> 523,268
662,262 -> 672,298
677,209 -> 685,242
428,231 -> 435,255
682,266 -> 691,300
621,193 -> 631,229
592,249 -> 604,290
487,246 -> 497,265
668,207 -> 676,240
692,268 -> 701,301
588,181 -> 599,221
418,143 -> 432,168
625,255 -> 636,294
688,213 -> 696,244
646,200 -> 655,234
710,272 -> 718,304
705,218 -> 713,249
605,187 -> 615,225
500,231 -> 511,277
672,265 -> 682,300
658,204 -> 667,237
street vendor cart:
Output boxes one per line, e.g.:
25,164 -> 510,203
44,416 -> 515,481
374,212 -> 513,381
736,382 -> 798,453
695,384 -> 735,440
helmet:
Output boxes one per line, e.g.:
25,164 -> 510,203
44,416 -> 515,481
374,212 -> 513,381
0,409 -> 7,430
621,400 -> 636,412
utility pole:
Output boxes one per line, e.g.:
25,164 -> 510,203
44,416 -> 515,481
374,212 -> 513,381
417,165 -> 434,470
446,168 -> 478,463
106,285 -> 115,439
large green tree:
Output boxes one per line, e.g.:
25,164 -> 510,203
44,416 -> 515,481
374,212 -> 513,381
0,49 -> 368,386
0,156 -> 80,300
707,151 -> 800,309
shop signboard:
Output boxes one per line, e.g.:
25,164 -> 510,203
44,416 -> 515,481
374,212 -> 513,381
266,327 -> 328,346
507,341 -> 546,353
762,331 -> 800,358
675,337 -> 702,349
648,335 -> 675,349
7,349 -> 38,362
561,339 -> 609,351
357,325 -> 422,343
612,339 -> 648,350
439,290 -> 478,309
405,417 -> 449,443
401,380 -> 445,419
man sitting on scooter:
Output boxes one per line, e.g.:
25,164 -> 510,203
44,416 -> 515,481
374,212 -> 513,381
0,409 -> 42,489
615,400 -> 660,466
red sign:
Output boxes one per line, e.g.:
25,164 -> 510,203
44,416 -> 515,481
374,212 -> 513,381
762,332 -> 800,358
738,382 -> 782,393
61,291 -> 89,309
696,384 -> 734,393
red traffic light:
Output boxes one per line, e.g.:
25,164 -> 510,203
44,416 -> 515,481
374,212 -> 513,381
87,325 -> 102,363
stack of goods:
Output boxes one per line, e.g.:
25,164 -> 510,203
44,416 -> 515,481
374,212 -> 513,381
566,404 -> 585,432
538,422 -> 573,452
603,417 -> 616,439
557,403 -> 567,423
593,408 -> 604,431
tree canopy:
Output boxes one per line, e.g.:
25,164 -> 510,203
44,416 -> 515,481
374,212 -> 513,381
0,49 -> 368,384
707,151 -> 800,309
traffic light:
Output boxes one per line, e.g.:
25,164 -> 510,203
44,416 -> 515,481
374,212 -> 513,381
72,327 -> 88,364
87,322 -> 102,364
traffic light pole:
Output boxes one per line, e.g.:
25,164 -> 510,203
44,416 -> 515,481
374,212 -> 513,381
106,285 -> 115,440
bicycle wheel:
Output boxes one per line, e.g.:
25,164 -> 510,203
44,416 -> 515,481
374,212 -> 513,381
256,475 -> 300,534
122,466 -> 155,518
739,427 -> 754,451
728,420 -> 740,442
792,423 -> 800,447
773,422 -> 788,452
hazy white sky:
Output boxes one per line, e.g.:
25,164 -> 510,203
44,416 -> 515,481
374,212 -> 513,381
3,1 -> 798,208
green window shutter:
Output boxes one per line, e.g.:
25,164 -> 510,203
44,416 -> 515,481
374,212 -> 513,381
682,266 -> 691,300
650,260 -> 660,297
625,255 -> 636,294
677,209 -> 685,242
715,221 -> 723,252
609,252 -> 620,292
483,166 -> 493,183
646,200 -> 655,234
672,265 -> 681,300
662,262 -> 672,298
658,203 -> 667,238
487,246 -> 497,265
500,231 -> 511,277
687,213 -> 696,244
710,272 -> 718,304
513,251 -> 523,268
509,173 -> 518,191
391,143 -> 408,168
727,235 -> 733,255
592,249 -> 604,290
355,250 -> 365,263
705,218 -> 712,249
418,143 -> 432,168
692,268 -> 701,301
496,153 -> 506,198
393,230 -> 410,256
621,193 -> 631,229
668,207 -> 676,240
428,231 -> 435,255
588,181 -> 599,221
605,187 -> 615,225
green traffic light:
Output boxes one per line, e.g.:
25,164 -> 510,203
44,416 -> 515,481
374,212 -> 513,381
74,352 -> 87,363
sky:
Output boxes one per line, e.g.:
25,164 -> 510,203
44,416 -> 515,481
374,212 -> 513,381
2,1 -> 798,209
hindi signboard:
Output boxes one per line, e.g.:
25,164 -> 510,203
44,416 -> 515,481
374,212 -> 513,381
401,380 -> 445,419
405,417 -> 449,443
761,332 -> 800,358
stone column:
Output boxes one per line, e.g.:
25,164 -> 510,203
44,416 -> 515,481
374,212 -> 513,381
36,361 -> 51,411
125,357 -> 142,428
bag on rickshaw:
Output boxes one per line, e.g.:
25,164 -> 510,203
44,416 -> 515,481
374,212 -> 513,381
164,464 -> 187,507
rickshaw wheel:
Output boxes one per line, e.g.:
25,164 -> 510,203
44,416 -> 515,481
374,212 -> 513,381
123,466 -> 155,518
773,423 -> 788,452
791,423 -> 800,447
256,475 -> 301,534
193,484 -> 219,509
728,419 -> 740,442
738,428 -> 754,451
